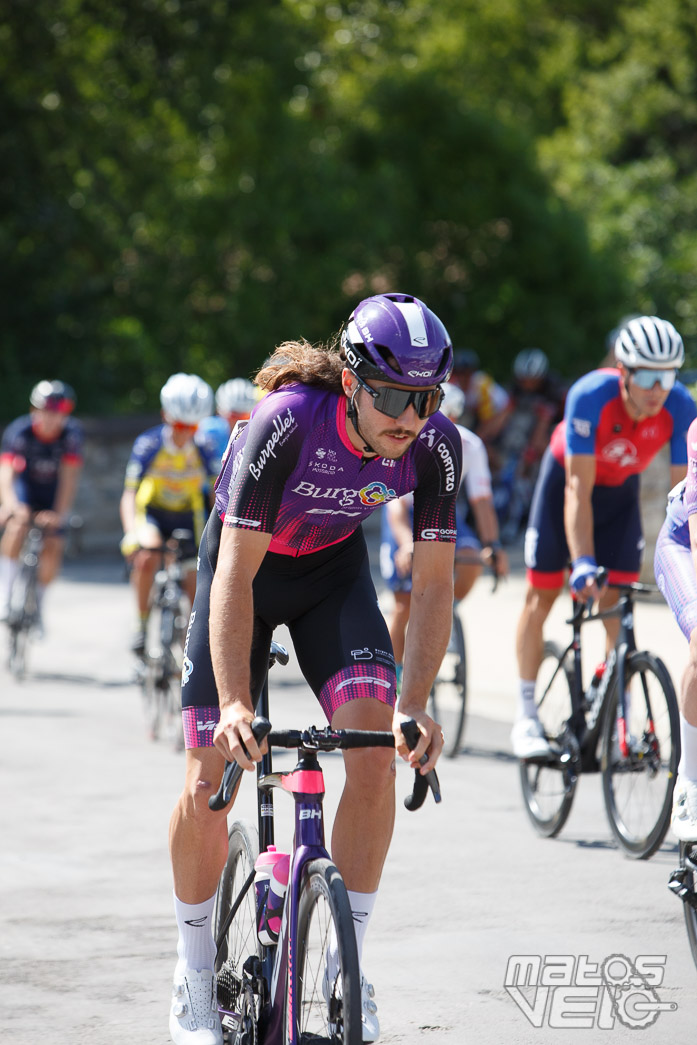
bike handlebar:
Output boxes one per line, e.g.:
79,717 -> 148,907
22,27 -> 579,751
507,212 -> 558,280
208,716 -> 442,813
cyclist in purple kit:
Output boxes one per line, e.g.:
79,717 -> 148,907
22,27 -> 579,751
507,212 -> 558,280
167,293 -> 461,1045
654,414 -> 697,841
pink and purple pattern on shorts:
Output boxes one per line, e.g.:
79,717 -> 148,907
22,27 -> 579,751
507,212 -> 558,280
182,705 -> 220,749
319,663 -> 396,722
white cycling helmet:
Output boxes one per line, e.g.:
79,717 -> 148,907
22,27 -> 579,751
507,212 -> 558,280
614,316 -> 685,370
160,372 -> 214,424
440,382 -> 466,419
215,378 -> 257,417
514,348 -> 549,381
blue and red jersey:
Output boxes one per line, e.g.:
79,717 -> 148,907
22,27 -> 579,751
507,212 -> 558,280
1,414 -> 83,507
214,383 -> 462,556
549,368 -> 695,486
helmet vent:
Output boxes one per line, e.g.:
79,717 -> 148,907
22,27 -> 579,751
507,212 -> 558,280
374,343 -> 403,376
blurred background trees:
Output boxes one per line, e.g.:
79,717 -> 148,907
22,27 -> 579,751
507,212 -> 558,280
2,0 -> 695,417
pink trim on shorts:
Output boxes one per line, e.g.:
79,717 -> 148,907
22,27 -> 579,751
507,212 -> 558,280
182,706 -> 220,748
319,664 -> 396,723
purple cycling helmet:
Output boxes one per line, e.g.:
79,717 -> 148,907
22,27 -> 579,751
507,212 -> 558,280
340,293 -> 453,387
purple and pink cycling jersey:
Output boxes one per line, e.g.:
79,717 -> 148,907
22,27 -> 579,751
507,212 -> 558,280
214,384 -> 461,553
654,416 -> 697,639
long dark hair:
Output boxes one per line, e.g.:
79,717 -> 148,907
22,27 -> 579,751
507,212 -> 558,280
255,338 -> 345,395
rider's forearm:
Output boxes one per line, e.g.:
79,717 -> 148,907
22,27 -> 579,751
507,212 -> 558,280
564,474 -> 595,562
53,462 -> 81,518
399,577 -> 453,712
470,496 -> 500,547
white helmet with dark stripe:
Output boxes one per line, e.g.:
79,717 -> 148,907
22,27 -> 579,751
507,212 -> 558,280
614,316 -> 684,370
160,372 -> 214,424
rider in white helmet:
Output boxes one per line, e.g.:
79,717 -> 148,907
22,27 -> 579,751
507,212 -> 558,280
120,373 -> 219,656
197,377 -> 259,473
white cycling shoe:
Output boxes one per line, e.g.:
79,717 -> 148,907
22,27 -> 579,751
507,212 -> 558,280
672,777 -> 697,842
360,976 -> 380,1043
169,968 -> 222,1045
511,717 -> 551,759
323,969 -> 380,1042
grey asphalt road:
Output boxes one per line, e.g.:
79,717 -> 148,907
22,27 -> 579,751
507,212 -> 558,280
1,545 -> 695,1044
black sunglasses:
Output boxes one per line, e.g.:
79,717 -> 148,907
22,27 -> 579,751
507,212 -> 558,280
353,372 -> 444,420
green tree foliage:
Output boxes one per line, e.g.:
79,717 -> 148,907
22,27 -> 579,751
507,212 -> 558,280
7,0 -> 686,420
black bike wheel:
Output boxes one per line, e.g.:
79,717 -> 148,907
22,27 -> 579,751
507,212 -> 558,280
8,624 -> 28,680
679,843 -> 697,971
601,651 -> 679,859
519,640 -> 578,838
293,858 -> 361,1045
214,820 -> 262,1036
429,612 -> 467,759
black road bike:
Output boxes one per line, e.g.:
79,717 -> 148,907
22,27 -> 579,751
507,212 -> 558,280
519,572 -> 679,859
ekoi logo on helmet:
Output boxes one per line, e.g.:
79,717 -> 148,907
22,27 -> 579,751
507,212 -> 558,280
359,481 -> 396,506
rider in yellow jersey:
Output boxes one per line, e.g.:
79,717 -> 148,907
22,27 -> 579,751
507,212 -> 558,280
120,373 -> 219,655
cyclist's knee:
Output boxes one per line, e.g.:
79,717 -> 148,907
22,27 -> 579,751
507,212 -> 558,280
523,583 -> 559,622
180,753 -> 225,821
344,746 -> 395,796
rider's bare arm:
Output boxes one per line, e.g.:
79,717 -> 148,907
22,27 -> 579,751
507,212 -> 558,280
564,453 -> 596,564
395,540 -> 454,770
52,459 -> 82,520
210,524 -> 271,768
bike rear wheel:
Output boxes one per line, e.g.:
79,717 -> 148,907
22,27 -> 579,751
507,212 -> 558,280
678,843 -> 697,971
428,611 -> 467,758
141,605 -> 184,747
519,640 -> 579,838
601,651 -> 679,859
214,820 -> 262,1041
293,858 -> 361,1045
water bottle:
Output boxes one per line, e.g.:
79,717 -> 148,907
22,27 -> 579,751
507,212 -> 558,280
584,660 -> 606,706
254,846 -> 290,946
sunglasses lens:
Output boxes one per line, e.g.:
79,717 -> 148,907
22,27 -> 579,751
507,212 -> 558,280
632,369 -> 676,390
372,386 -> 443,418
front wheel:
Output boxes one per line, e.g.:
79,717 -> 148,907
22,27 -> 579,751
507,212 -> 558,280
519,640 -> 579,838
601,651 -> 679,859
679,843 -> 697,971
293,858 -> 361,1045
428,611 -> 467,759
214,820 -> 262,1039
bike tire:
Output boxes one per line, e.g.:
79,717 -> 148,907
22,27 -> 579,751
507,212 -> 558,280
8,623 -> 28,680
679,842 -> 697,972
601,651 -> 679,859
214,820 -> 262,1037
429,612 -> 467,759
519,640 -> 578,838
293,858 -> 361,1045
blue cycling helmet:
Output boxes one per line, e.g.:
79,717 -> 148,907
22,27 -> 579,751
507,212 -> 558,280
340,293 -> 453,387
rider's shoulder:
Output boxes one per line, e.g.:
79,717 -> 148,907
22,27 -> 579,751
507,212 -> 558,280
131,423 -> 166,454
251,383 -> 337,426
665,379 -> 697,416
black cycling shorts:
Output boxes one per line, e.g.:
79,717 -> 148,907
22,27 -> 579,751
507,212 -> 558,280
181,513 -> 397,748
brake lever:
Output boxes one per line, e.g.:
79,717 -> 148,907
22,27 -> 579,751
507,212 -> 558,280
400,719 -> 442,811
208,716 -> 272,812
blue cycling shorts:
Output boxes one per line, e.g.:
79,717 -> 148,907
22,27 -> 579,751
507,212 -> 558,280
524,448 -> 643,589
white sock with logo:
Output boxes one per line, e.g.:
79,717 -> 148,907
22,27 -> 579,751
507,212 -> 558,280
173,890 -> 217,977
518,680 -> 537,720
679,715 -> 697,782
347,889 -> 378,968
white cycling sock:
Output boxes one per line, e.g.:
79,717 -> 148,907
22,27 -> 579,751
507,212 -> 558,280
325,890 -> 378,981
518,679 -> 537,720
679,715 -> 697,782
173,890 -> 217,977
0,556 -> 18,607
347,889 -> 377,968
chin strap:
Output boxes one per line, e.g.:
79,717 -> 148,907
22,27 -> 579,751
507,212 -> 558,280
346,386 -> 377,456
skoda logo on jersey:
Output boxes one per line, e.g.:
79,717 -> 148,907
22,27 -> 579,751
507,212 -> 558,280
359,481 -> 397,506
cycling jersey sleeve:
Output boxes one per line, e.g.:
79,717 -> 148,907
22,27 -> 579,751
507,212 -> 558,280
667,383 -> 697,467
411,419 -> 462,542
61,418 -> 84,463
563,370 -> 618,457
222,391 -> 306,533
124,428 -> 161,489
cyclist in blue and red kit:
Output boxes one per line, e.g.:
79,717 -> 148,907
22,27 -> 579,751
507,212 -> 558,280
0,380 -> 83,624
167,294 -> 461,1044
511,316 -> 696,759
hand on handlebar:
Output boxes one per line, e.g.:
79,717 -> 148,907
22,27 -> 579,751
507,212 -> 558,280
570,555 -> 604,604
393,706 -> 443,774
213,700 -> 268,770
